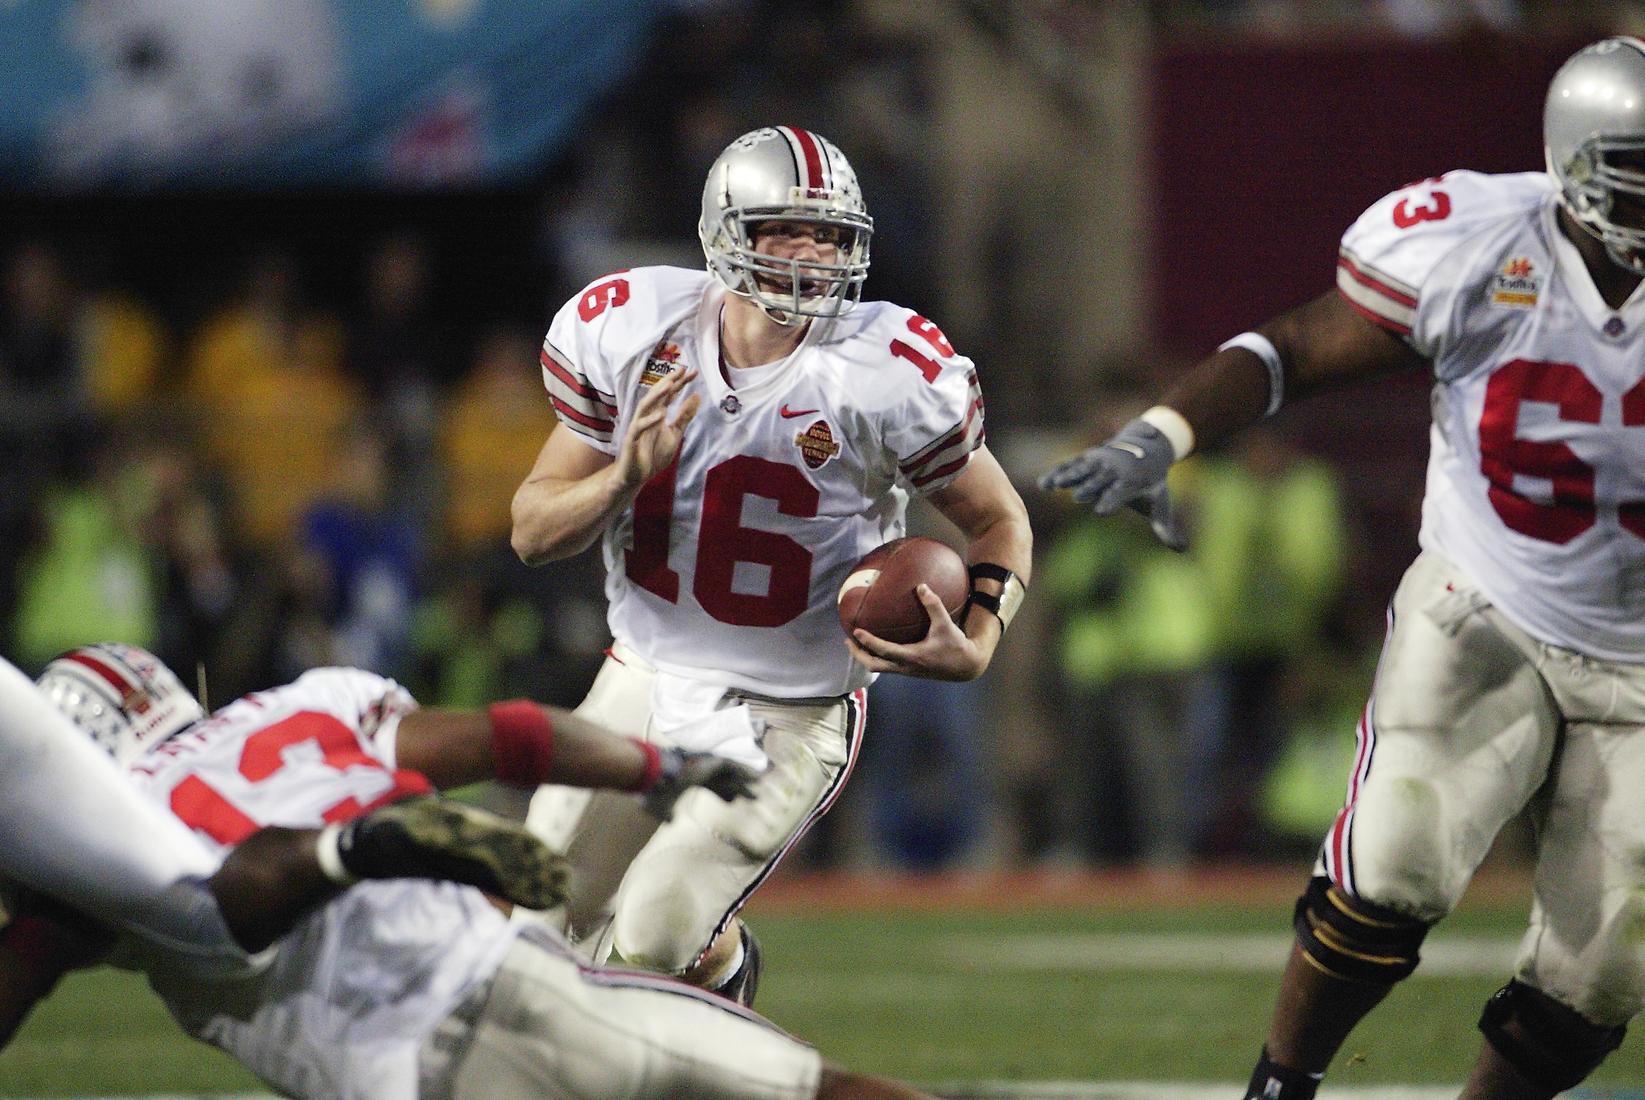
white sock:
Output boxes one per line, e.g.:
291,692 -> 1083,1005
706,938 -> 746,989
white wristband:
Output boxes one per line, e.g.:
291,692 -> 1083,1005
315,824 -> 358,886
1217,331 -> 1285,417
1139,405 -> 1195,461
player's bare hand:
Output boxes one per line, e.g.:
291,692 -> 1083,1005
616,369 -> 701,489
846,584 -> 989,682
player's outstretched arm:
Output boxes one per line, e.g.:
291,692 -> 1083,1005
393,703 -> 759,811
1040,290 -> 1424,547
1163,289 -> 1424,446
848,446 -> 1032,682
511,368 -> 701,565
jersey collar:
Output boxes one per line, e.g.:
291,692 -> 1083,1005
696,284 -> 830,414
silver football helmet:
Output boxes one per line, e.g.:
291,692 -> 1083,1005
36,643 -> 203,766
1546,37 -> 1645,273
699,126 -> 873,324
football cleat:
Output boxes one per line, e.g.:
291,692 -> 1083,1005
334,797 -> 570,911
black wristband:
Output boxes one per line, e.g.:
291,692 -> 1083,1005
967,590 -> 1004,618
968,563 -> 1013,585
964,563 -> 1024,631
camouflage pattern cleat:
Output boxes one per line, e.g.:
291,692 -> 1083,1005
335,797 -> 570,910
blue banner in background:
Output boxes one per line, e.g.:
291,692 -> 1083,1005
0,0 -> 663,190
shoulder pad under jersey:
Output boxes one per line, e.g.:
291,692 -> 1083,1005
1336,170 -> 1553,338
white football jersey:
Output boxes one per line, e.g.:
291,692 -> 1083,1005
542,267 -> 986,696
124,669 -> 517,1100
1339,170 -> 1645,659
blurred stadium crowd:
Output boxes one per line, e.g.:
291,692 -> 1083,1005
2,0 -> 1634,877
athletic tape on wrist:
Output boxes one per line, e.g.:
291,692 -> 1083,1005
488,700 -> 555,786
1138,406 -> 1196,460
1217,331 -> 1285,417
966,563 -> 1027,631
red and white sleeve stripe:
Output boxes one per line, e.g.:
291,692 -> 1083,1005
898,371 -> 986,490
1336,246 -> 1418,336
541,339 -> 618,445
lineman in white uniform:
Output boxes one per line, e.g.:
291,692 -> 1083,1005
1042,37 -> 1645,1100
512,126 -> 1033,999
0,653 -> 246,971
2,646 -> 940,1100
0,644 -> 558,976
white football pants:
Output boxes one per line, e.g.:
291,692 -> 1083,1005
424,926 -> 821,1100
0,657 -> 245,972
1320,551 -> 1645,1025
525,644 -> 863,973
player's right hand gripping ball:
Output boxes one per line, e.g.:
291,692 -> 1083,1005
837,536 -> 969,644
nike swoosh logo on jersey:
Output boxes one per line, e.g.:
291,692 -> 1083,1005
779,405 -> 820,418
1108,442 -> 1147,459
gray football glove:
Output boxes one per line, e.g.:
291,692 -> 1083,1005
1039,416 -> 1188,551
643,748 -> 762,822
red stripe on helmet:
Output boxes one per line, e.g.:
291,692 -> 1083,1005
783,126 -> 826,191
61,651 -> 138,701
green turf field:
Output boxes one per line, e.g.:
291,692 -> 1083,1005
0,879 -> 1638,1096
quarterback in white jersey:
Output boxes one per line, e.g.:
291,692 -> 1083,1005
513,126 -> 1032,998
0,647 -> 942,1100
1042,37 -> 1645,1100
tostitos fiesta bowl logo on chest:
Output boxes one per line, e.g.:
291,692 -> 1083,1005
1490,257 -> 1541,308
641,341 -> 682,385
795,419 -> 841,469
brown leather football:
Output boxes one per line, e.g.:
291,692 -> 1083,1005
836,536 -> 969,644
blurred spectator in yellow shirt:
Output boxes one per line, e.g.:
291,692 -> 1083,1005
440,327 -> 555,552
1177,429 -> 1347,856
185,248 -> 357,546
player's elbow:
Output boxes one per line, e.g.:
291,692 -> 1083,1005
509,501 -> 555,566
510,519 -> 557,567
511,516 -> 597,567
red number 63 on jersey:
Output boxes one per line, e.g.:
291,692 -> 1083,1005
1478,358 -> 1645,543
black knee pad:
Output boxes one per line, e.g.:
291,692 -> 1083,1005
1478,979 -> 1626,1093
1292,876 -> 1429,985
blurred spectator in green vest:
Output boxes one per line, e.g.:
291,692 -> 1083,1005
12,439 -> 158,669
1042,415 -> 1218,867
1178,427 -> 1347,857
1257,632 -> 1375,853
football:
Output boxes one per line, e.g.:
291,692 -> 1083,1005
837,536 -> 970,644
